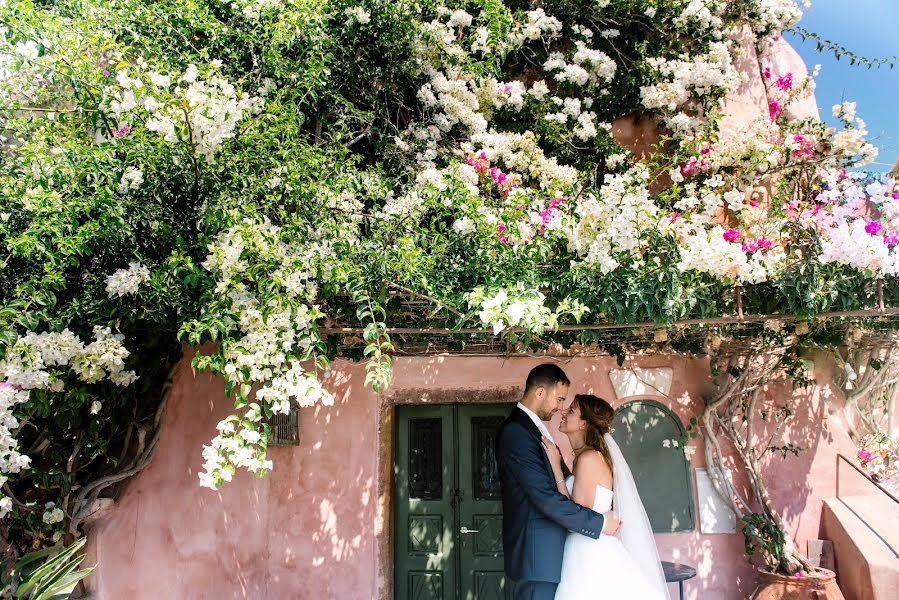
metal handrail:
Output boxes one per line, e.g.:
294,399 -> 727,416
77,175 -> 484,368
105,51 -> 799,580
835,453 -> 899,559
836,453 -> 899,506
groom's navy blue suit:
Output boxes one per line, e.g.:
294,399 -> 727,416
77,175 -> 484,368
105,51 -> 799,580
496,406 -> 606,600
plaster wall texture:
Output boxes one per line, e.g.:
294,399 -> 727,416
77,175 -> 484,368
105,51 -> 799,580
822,495 -> 899,600
85,352 -> 380,599
85,353 -> 859,600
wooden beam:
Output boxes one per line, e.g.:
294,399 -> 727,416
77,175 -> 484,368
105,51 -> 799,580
320,307 -> 899,336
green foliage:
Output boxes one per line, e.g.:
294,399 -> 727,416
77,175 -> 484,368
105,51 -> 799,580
0,538 -> 94,600
741,512 -> 787,573
790,26 -> 899,70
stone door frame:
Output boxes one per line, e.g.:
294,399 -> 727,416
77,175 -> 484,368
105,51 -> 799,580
375,386 -> 520,600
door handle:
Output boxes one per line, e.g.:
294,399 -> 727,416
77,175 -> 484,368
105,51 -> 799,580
460,526 -> 479,534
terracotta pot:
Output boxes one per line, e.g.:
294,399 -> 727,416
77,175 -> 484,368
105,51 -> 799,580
751,568 -> 845,600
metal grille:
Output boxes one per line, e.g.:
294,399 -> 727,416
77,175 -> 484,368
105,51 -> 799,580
266,401 -> 300,445
472,416 -> 504,499
408,417 -> 442,499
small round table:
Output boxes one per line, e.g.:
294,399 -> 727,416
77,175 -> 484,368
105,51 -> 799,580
662,561 -> 697,600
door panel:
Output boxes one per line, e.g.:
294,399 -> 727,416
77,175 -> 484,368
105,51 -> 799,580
458,405 -> 512,600
396,405 -> 457,600
396,404 -> 512,600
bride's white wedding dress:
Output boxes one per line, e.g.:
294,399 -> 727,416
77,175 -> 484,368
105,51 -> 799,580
554,434 -> 671,600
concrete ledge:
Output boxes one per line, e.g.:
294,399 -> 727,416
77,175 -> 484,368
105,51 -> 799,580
821,496 -> 899,600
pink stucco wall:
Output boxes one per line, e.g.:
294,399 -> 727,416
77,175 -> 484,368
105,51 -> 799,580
85,349 -> 381,599
84,350 -> 859,600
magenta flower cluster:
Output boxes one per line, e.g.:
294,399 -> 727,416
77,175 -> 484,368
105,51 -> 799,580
723,228 -> 740,243
742,237 -> 774,254
865,221 -> 882,235
682,155 -> 712,177
539,196 -> 566,230
775,72 -> 793,91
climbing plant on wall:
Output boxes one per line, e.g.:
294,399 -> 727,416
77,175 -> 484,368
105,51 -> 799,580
1,0 -> 897,571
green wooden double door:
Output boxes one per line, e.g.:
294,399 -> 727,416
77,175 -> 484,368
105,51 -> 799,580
395,404 -> 512,600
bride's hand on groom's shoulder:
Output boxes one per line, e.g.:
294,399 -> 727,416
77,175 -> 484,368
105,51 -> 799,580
540,436 -> 563,475
602,512 -> 622,535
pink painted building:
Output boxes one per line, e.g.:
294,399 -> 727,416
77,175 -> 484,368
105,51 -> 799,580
82,349 -> 870,599
80,37 -> 896,600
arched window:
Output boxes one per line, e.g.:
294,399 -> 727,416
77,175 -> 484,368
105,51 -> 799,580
611,400 -> 695,533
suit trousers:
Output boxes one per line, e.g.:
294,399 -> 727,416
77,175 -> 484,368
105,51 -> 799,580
512,580 -> 558,600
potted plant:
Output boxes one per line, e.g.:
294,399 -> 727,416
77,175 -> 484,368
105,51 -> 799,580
700,336 -> 846,599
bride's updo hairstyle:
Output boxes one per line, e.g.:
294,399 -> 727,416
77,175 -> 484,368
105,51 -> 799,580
572,394 -> 615,474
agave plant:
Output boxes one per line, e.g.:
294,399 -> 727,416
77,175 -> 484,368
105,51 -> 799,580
1,538 -> 94,600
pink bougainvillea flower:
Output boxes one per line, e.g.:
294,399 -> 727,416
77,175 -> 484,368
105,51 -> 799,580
489,166 -> 507,185
112,125 -> 130,138
723,229 -> 740,243
464,152 -> 489,172
764,66 -> 771,80
682,157 -> 710,177
668,211 -> 680,222
892,192 -> 899,200
793,570 -> 807,578
768,99 -> 781,121
538,196 -> 567,231
865,221 -> 883,235
857,448 -> 874,461
742,236 -> 774,253
775,73 -> 793,91
884,232 -> 899,246
497,222 -> 510,244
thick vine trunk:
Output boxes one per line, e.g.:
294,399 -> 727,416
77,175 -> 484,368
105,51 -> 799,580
67,366 -> 176,535
702,348 -> 815,575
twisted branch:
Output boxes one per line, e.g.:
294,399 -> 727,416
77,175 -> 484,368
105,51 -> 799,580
68,367 -> 175,534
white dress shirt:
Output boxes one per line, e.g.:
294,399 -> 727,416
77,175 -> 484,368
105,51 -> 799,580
516,401 -> 557,446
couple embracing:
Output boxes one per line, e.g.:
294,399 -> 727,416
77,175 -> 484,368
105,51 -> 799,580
496,364 -> 670,600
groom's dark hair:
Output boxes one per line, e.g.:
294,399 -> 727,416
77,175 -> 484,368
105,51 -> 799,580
524,364 -> 570,393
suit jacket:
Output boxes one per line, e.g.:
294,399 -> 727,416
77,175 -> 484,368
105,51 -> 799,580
496,406 -> 605,583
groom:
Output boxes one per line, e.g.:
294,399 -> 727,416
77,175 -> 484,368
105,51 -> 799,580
496,364 -> 621,600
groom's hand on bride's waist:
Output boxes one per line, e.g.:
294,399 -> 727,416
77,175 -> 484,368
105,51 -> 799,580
602,512 -> 621,535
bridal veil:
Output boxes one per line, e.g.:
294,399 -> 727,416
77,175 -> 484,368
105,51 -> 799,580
605,433 -> 671,600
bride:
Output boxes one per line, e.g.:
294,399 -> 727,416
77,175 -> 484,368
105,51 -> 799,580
541,394 -> 671,600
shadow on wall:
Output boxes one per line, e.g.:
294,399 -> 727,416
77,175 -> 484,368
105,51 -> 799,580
86,347 -> 380,600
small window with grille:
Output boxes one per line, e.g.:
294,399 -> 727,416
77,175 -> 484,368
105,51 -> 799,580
266,401 -> 300,445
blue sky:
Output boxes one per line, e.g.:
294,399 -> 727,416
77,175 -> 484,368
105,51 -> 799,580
785,1 -> 899,173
